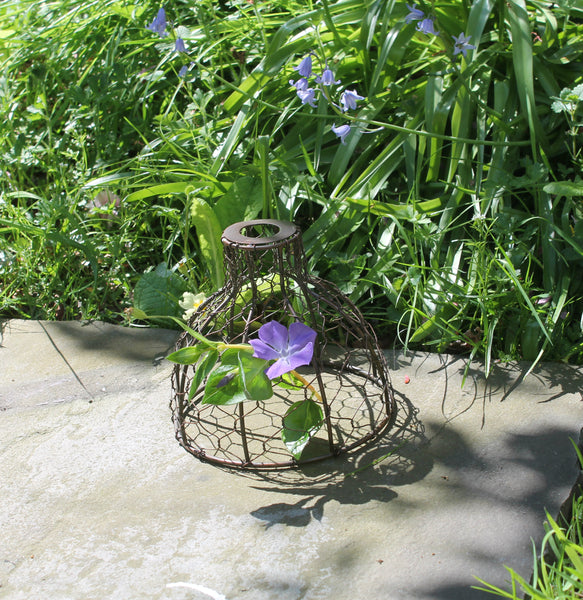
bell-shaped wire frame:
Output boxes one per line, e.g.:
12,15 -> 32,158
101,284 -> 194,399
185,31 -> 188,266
170,220 -> 396,469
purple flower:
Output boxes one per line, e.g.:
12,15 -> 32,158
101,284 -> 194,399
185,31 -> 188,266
331,123 -> 351,144
316,66 -> 341,86
405,3 -> 424,23
146,7 -> 168,38
340,89 -> 365,112
297,87 -> 317,108
289,77 -> 309,91
175,37 -> 187,53
250,321 -> 317,380
294,55 -> 313,78
417,17 -> 438,35
178,65 -> 188,78
452,32 -> 475,57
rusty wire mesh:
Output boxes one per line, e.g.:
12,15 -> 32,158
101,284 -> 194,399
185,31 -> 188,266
170,219 -> 396,469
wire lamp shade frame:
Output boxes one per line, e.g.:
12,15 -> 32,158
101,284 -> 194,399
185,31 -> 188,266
170,219 -> 396,469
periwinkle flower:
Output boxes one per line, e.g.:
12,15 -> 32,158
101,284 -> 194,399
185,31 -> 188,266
405,3 -> 424,23
175,37 -> 187,53
297,87 -> 317,108
340,89 -> 365,112
452,32 -> 475,57
178,65 -> 188,78
146,7 -> 168,38
316,66 -> 341,86
331,123 -> 351,144
249,321 -> 317,380
416,17 -> 438,35
294,55 -> 313,78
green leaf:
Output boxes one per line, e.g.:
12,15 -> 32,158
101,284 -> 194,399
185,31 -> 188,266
282,399 -> 324,460
202,364 -> 247,406
213,175 -> 263,231
543,181 -> 583,198
220,347 -> 254,364
189,195 -> 224,290
189,350 -> 219,401
507,0 -> 545,154
277,371 -> 304,390
166,346 -> 207,365
238,353 -> 273,401
223,71 -> 271,114
409,305 -> 456,344
133,264 -> 189,325
125,182 -> 193,202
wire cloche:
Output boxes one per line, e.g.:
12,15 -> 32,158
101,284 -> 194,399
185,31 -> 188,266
170,219 -> 396,469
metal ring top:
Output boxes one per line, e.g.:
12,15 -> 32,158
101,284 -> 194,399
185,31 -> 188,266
221,219 -> 300,248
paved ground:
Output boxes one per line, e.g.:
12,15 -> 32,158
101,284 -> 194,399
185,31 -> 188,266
1,319 -> 582,600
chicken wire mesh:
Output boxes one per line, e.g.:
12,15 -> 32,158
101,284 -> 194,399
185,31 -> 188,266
170,219 -> 396,469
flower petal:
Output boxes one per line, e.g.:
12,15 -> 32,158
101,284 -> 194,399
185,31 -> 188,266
265,358 -> 293,380
249,338 -> 281,362
257,321 -> 288,352
287,341 -> 315,370
288,322 -> 317,353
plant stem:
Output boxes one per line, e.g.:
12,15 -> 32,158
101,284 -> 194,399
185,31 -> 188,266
290,370 -> 323,402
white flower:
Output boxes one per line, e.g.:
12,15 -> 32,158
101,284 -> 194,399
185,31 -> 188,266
179,292 -> 206,320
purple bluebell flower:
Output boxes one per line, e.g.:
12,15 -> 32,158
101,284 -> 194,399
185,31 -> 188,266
146,7 -> 168,38
316,66 -> 341,86
289,77 -> 309,92
175,37 -> 187,53
294,55 -> 313,78
340,89 -> 365,112
405,3 -> 424,23
331,123 -> 351,144
416,17 -> 438,35
452,33 -> 475,57
297,87 -> 317,108
249,321 -> 317,380
179,62 -> 194,78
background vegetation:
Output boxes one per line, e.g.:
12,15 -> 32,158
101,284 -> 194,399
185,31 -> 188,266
1,0 -> 583,371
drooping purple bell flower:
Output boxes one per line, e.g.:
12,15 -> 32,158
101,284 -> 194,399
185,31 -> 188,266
316,66 -> 341,86
405,3 -> 424,23
146,7 -> 168,38
340,89 -> 365,112
416,17 -> 438,36
294,55 -> 313,78
331,123 -> 351,144
297,87 -> 317,108
289,77 -> 309,92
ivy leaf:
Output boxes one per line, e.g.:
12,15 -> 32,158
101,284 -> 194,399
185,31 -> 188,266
282,399 -> 324,460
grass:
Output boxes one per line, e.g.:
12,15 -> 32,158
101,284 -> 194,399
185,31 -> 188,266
1,0 -> 583,370
475,496 -> 583,599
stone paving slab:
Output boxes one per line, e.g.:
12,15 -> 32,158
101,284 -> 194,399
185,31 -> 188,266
1,319 -> 582,600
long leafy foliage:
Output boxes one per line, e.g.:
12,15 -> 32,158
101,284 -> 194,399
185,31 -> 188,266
1,0 -> 582,367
